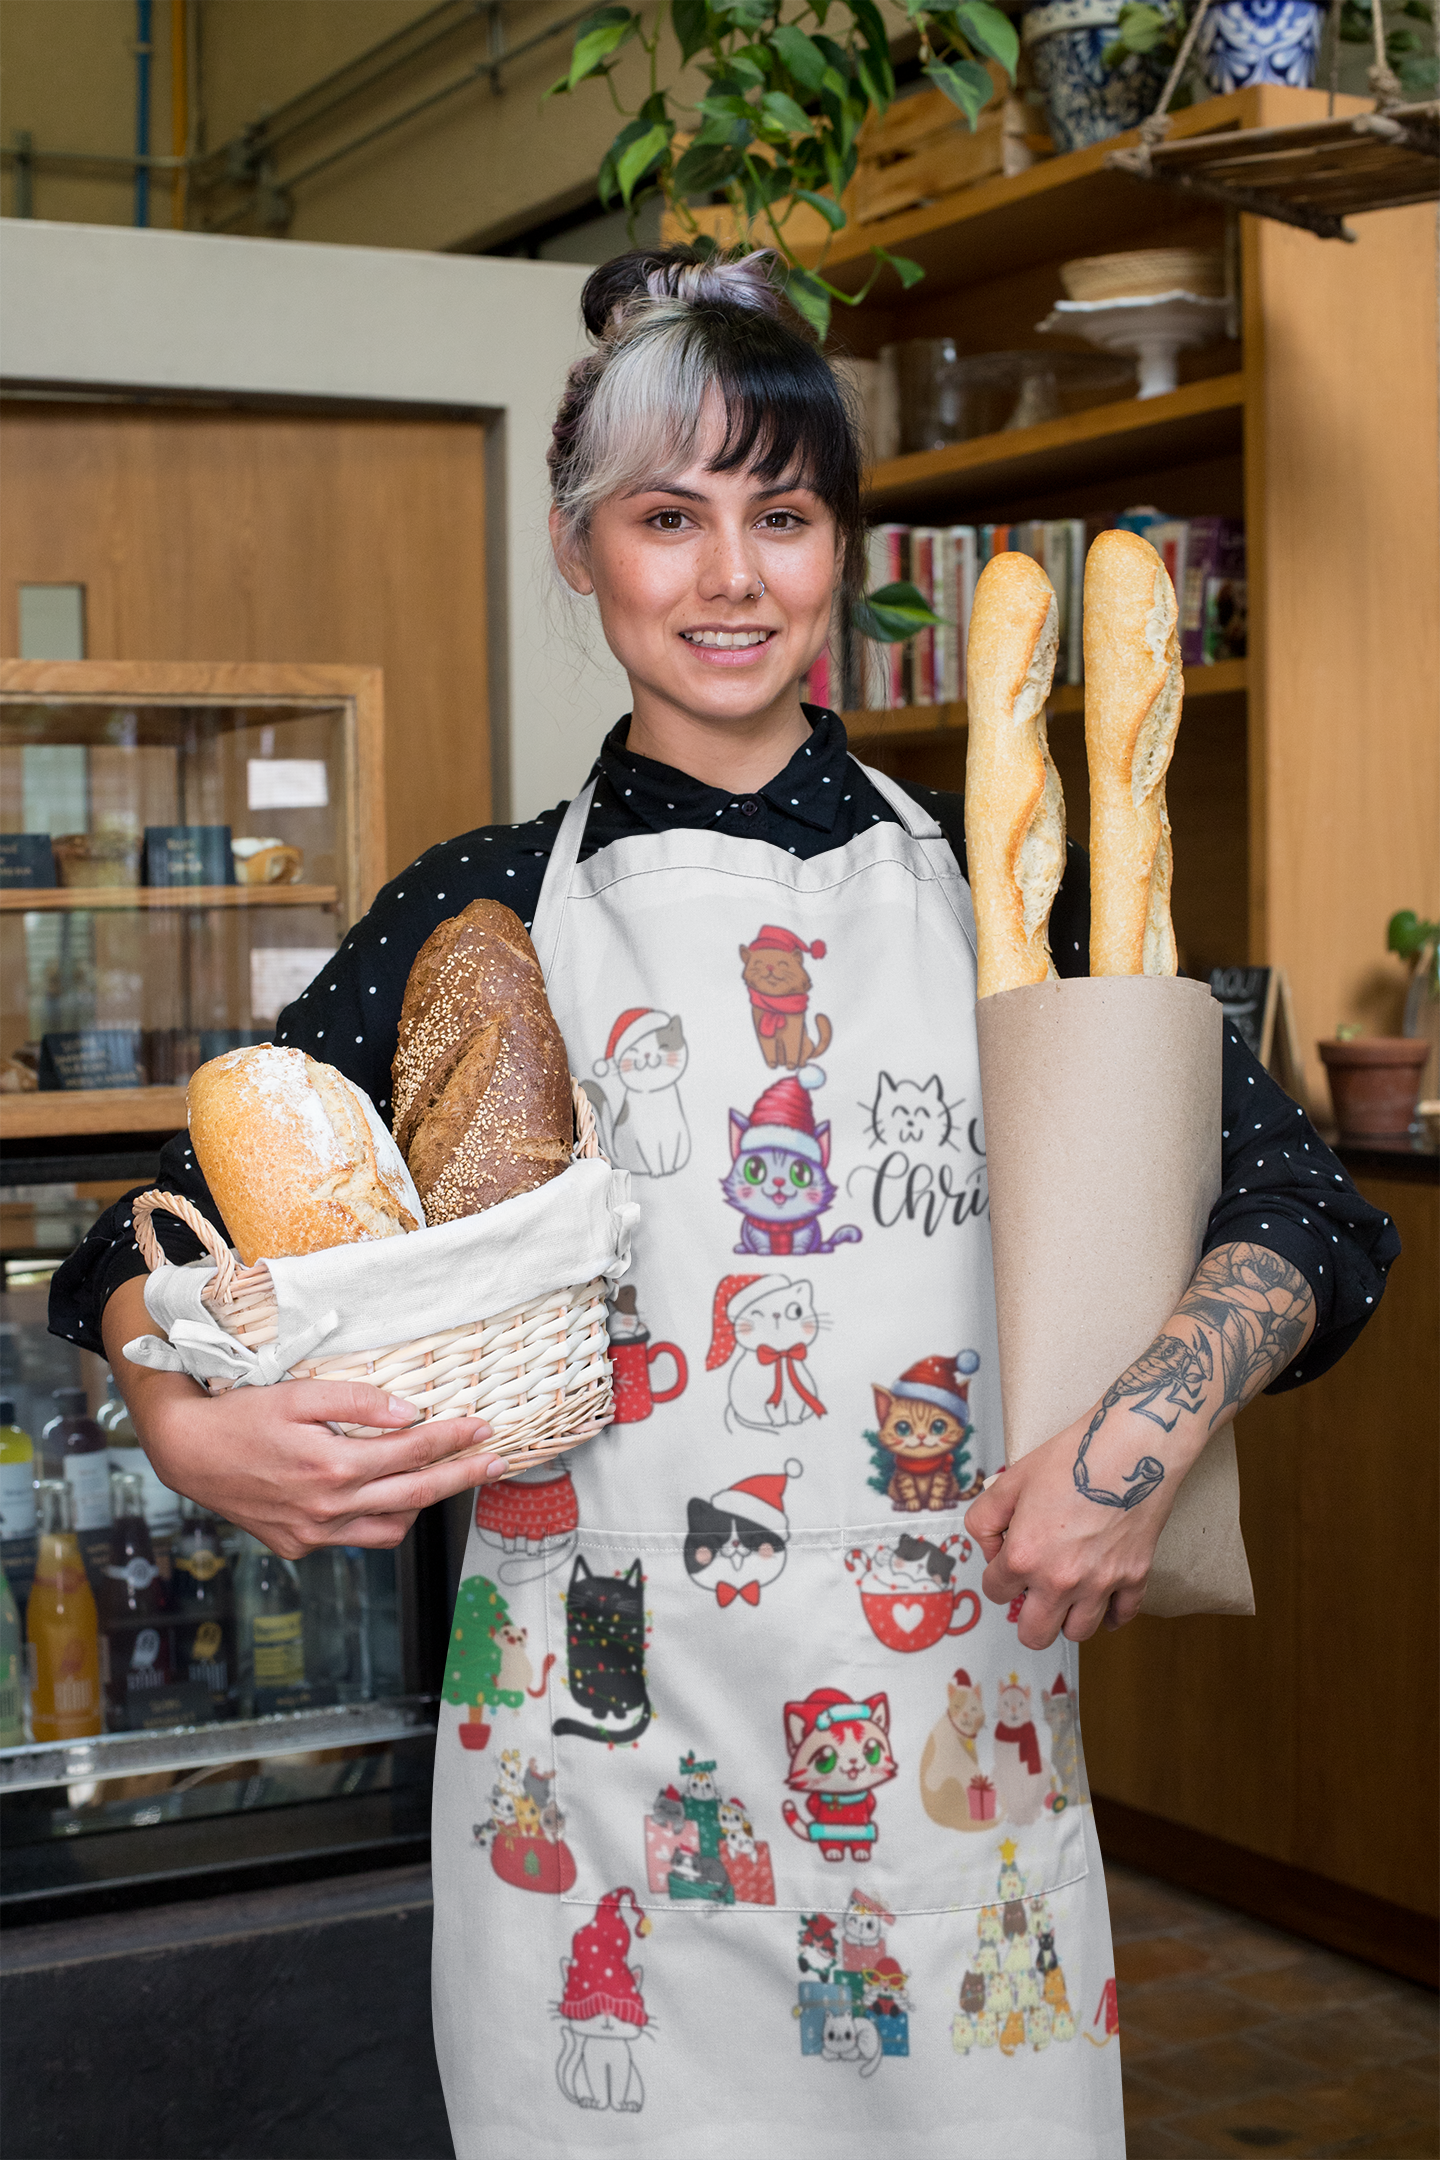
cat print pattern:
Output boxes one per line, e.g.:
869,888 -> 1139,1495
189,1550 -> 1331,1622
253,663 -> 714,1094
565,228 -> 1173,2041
795,1892 -> 911,2070
864,1352 -> 983,1512
554,1889 -> 654,2112
585,1006 -> 691,1176
722,1072 -> 861,1256
739,924 -> 832,1072
472,1749 -> 578,1897
782,1688 -> 897,1862
847,1068 -> 988,1239
683,1460 -> 801,1607
443,1574 -> 555,1753
643,1750 -> 776,1904
551,1557 -> 652,1746
705,1273 -> 826,1432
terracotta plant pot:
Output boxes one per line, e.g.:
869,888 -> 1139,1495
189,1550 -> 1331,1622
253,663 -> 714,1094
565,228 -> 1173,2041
1318,1037 -> 1429,1137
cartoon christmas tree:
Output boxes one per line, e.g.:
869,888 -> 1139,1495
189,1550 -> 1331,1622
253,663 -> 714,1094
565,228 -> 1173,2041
444,1574 -> 519,1751
951,1839 -> 1079,2059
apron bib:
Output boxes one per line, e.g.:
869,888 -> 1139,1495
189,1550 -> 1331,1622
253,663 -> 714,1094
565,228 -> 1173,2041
431,765 -> 1123,2158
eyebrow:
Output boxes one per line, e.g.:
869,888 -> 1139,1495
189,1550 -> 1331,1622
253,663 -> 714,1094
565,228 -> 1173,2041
625,477 -> 816,503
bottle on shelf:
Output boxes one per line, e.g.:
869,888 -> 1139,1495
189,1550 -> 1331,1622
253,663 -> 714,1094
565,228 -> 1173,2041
0,1399 -> 37,1543
98,1373 -> 181,1538
300,1546 -> 373,1705
235,1533 -> 306,1716
96,1470 -> 173,1730
0,1563 -> 24,1746
27,1479 -> 103,1742
40,1388 -> 110,1538
172,1497 -> 236,1719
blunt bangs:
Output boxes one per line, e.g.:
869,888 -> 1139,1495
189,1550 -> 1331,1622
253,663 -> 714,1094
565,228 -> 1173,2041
549,253 -> 865,598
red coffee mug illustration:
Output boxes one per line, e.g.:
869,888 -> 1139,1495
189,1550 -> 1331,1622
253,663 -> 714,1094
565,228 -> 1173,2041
845,1533 -> 979,1653
610,1334 -> 688,1423
859,1583 -> 980,1652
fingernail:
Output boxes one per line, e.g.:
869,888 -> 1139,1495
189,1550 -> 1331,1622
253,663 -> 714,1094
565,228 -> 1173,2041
484,1457 -> 509,1480
389,1397 -> 419,1420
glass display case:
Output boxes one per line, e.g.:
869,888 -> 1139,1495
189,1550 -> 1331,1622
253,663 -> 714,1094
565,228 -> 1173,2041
0,660 -> 384,1139
0,662 -> 458,1920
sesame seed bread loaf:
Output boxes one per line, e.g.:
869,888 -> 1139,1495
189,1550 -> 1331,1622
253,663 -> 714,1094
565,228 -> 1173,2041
964,550 -> 1067,1000
187,1044 -> 423,1265
1083,528 -> 1182,978
391,899 -> 573,1224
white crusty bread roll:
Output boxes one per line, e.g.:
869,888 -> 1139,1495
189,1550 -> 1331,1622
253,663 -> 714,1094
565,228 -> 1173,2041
964,551 -> 1067,1000
188,1044 -> 423,1265
1083,528 -> 1182,977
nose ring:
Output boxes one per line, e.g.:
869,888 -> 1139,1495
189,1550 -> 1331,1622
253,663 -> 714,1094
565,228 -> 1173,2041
745,578 -> 766,600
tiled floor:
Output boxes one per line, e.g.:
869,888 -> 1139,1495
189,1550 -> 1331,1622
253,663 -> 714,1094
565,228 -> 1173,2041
1109,1864 -> 1439,2158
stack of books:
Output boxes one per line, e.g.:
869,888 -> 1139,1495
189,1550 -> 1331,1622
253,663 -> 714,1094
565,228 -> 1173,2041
807,513 -> 1246,714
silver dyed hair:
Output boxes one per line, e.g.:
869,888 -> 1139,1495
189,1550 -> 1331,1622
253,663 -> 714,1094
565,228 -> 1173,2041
547,247 -> 864,592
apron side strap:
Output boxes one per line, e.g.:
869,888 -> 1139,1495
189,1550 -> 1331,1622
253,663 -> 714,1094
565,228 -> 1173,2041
530,778 -> 598,981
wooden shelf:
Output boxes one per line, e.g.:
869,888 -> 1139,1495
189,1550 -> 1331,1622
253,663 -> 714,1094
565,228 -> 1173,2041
864,374 -> 1244,519
0,883 -> 339,914
845,658 -> 1247,744
0,1086 -> 188,1141
810,88 -> 1356,300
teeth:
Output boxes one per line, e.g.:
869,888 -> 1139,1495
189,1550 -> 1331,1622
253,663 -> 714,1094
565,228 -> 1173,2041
683,630 -> 769,648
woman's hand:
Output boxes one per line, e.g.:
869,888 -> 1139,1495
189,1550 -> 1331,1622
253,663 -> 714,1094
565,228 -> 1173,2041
102,1277 -> 505,1558
964,1404 -> 1188,1648
965,1240 -> 1316,1649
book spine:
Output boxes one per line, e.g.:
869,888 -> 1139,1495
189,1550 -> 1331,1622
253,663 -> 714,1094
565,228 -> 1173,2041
886,524 -> 908,708
910,528 -> 938,705
953,526 -> 978,700
1180,515 -> 1224,667
1065,517 -> 1085,686
932,529 -> 954,708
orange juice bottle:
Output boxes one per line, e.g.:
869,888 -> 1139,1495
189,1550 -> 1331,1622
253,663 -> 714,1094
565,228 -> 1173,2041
27,1479 -> 102,1742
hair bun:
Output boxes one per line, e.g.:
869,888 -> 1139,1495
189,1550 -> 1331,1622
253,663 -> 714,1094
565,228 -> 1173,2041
580,245 -> 785,341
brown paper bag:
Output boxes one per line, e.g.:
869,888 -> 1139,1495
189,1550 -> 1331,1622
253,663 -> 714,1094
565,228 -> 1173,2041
975,973 -> 1255,1618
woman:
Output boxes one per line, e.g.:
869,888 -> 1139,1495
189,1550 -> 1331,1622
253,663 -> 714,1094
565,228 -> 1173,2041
57,250 -> 1397,2158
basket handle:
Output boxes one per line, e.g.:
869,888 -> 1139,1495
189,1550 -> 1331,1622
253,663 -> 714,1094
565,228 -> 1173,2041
571,1077 -> 602,1162
131,1190 -> 239,1305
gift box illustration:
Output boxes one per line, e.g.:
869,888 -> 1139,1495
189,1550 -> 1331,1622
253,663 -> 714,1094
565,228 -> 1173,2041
645,1753 -> 775,1905
796,1979 -> 851,2055
967,1774 -> 998,1821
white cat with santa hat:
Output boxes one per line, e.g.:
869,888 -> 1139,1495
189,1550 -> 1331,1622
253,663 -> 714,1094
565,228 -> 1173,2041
705,1273 -> 827,1434
586,1006 -> 690,1176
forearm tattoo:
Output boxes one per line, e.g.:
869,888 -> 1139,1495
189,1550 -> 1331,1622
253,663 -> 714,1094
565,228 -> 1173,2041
1072,1244 -> 1314,1511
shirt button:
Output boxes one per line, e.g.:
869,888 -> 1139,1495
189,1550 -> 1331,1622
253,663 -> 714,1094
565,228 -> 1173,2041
740,799 -> 760,818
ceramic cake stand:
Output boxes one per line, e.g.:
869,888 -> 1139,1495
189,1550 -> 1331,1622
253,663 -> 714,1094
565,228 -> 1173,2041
1037,291 -> 1231,399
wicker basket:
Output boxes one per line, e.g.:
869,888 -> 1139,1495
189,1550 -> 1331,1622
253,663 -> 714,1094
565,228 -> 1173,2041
131,1081 -> 615,1460
1060,248 -> 1224,302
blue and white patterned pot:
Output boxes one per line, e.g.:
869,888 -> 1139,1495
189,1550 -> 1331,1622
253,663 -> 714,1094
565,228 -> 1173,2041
1195,0 -> 1326,91
1023,0 -> 1174,154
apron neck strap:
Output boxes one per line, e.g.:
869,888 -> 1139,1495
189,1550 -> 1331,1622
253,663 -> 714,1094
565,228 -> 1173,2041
530,777 -> 596,979
850,757 -> 945,839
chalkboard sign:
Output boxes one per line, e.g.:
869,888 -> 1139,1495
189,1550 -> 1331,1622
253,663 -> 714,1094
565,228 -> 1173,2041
38,1028 -> 145,1091
1209,966 -> 1303,1092
0,834 -> 56,889
143,825 -> 235,887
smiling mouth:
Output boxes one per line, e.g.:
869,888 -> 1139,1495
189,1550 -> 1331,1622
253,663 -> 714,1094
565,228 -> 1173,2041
680,629 -> 775,648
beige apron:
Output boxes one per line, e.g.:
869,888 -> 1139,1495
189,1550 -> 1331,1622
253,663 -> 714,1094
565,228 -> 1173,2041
430,764 -> 1124,2157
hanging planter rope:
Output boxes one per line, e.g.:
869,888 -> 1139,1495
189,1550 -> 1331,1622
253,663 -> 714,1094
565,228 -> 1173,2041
1106,0 -> 1439,239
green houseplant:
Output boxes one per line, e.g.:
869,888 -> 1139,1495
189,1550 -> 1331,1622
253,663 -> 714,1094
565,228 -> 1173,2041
1318,909 -> 1437,1138
550,4 -> 1009,666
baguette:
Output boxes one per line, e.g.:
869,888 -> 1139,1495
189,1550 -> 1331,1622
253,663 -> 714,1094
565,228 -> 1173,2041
188,1044 -> 423,1265
964,551 -> 1067,1000
392,899 -> 572,1224
1083,528 -> 1182,977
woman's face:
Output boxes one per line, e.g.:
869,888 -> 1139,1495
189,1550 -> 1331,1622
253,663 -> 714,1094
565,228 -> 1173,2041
553,401 -> 841,730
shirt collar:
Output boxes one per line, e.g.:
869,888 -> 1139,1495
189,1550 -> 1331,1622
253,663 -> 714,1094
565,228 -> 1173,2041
594,707 -> 852,836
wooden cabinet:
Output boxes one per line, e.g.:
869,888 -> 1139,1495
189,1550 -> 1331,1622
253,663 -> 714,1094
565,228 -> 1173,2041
0,660 -> 383,1143
829,89 -> 1438,1975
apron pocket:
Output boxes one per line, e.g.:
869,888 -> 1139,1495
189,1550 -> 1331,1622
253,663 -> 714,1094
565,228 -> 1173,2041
543,1521 -> 1090,1919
